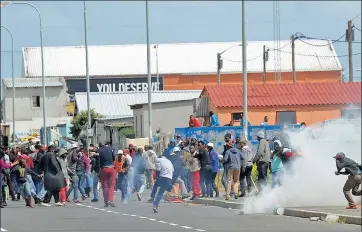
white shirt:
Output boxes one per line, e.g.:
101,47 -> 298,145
156,157 -> 174,180
3,154 -> 10,164
126,154 -> 132,166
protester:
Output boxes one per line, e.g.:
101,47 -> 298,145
123,149 -> 133,196
223,140 -> 246,200
99,142 -> 116,207
114,150 -> 130,203
194,141 -> 212,198
270,140 -> 285,188
239,140 -> 254,197
0,151 -> 17,208
252,131 -> 271,190
261,116 -> 269,126
186,145 -> 201,200
334,152 -> 362,209
168,147 -> 190,200
57,148 -> 72,205
189,115 -> 201,127
221,134 -> 234,195
39,145 -> 66,206
209,111 -> 220,126
131,147 -> 146,201
181,144 -> 192,193
148,153 -> 174,213
207,143 -> 219,197
143,145 -> 157,189
90,148 -> 100,202
11,159 -> 40,208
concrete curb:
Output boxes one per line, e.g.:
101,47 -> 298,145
283,208 -> 362,225
188,198 -> 244,210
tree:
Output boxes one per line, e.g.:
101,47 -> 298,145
70,109 -> 102,139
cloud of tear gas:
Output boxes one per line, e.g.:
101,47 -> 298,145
242,116 -> 361,214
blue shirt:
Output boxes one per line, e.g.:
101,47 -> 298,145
271,155 -> 284,173
209,150 -> 219,172
99,146 -> 116,169
210,114 -> 220,126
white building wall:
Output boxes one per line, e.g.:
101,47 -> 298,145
3,86 -> 68,122
133,100 -> 194,138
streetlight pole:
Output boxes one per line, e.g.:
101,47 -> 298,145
2,1 -> 47,145
146,0 -> 152,144
217,44 -> 242,85
84,0 -> 91,151
242,0 -> 248,141
154,44 -> 159,91
0,25 -> 15,144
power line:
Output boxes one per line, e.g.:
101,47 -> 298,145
351,13 -> 361,22
296,33 -> 346,47
354,26 -> 361,32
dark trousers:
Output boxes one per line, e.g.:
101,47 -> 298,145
200,167 -> 212,196
210,172 -> 218,197
43,190 -> 60,203
150,176 -> 172,208
240,165 -> 253,194
5,173 -> 15,199
257,163 -> 268,189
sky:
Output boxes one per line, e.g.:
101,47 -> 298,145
1,1 -> 361,80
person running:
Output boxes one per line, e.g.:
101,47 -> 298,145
334,152 -> 362,209
11,159 -> 41,208
148,154 -> 174,213
207,143 -> 219,197
99,142 -> 116,207
186,145 -> 201,200
114,150 -> 130,203
57,148 -> 72,205
131,147 -> 146,201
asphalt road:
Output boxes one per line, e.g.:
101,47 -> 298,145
1,193 -> 361,232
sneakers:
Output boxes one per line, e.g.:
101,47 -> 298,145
108,201 -> 116,207
55,202 -> 64,206
148,198 -> 154,203
81,196 -> 87,201
181,194 -> 191,199
122,200 -> 128,204
153,207 -> 158,213
136,193 -> 142,201
41,202 -> 51,207
73,200 -> 80,203
346,205 -> 358,209
91,199 -> 99,202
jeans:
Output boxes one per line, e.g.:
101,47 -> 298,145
240,165 -> 253,194
272,171 -> 284,188
76,172 -> 86,197
182,169 -> 192,192
257,163 -> 268,189
93,172 -> 99,200
222,165 -> 234,194
133,173 -> 146,194
67,175 -> 80,200
26,175 -> 37,198
100,167 -> 116,204
33,179 -> 47,200
210,172 -> 218,196
150,176 -> 171,208
127,168 -> 134,191
17,182 -> 31,198
200,166 -> 212,196
117,173 -> 128,200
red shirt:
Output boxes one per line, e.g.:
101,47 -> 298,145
17,155 -> 34,169
190,118 -> 201,127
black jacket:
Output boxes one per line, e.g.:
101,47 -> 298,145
40,152 -> 66,191
336,154 -> 361,176
90,154 -> 100,173
194,148 -> 211,168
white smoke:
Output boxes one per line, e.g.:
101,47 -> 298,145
242,117 -> 361,214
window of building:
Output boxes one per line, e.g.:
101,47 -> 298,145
276,111 -> 296,125
32,96 -> 40,108
232,112 -> 243,121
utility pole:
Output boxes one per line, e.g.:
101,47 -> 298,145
146,0 -> 153,144
217,53 -> 222,85
347,20 -> 353,82
263,45 -> 268,84
241,0 -> 248,141
291,34 -> 296,83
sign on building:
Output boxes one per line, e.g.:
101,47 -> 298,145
65,77 -> 164,94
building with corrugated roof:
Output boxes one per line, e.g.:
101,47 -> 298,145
22,40 -> 342,94
198,82 -> 361,126
75,90 -> 201,138
1,77 -> 71,138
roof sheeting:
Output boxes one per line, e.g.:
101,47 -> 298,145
75,90 -> 201,119
2,77 -> 64,88
203,82 -> 361,108
23,40 -> 342,78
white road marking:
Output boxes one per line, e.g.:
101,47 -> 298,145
1,228 -> 8,232
76,203 -> 207,231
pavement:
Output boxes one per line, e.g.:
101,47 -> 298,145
188,197 -> 362,225
1,192 -> 361,232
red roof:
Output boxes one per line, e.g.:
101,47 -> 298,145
202,82 -> 361,108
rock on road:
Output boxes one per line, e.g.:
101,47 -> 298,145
1,196 -> 360,232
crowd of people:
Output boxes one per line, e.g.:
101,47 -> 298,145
0,127 -> 360,212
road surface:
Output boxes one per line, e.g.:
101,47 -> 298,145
1,194 -> 360,232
